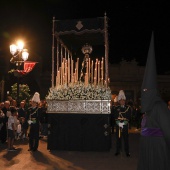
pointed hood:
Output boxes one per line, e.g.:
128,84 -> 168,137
141,32 -> 157,90
141,32 -> 160,113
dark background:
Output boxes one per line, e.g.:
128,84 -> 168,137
0,0 -> 170,95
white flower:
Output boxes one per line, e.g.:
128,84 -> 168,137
46,82 -> 111,100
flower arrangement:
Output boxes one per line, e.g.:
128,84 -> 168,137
46,82 -> 111,100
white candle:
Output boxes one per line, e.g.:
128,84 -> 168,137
56,75 -> 58,88
77,58 -> 79,81
86,61 -> 88,83
58,70 -> 60,86
88,58 -> 90,82
91,60 -> 93,83
75,68 -> 77,83
68,57 -> 70,84
98,61 -> 100,85
71,59 -> 73,83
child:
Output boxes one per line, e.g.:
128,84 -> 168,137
7,107 -> 18,151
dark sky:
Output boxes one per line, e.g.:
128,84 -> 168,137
0,0 -> 170,75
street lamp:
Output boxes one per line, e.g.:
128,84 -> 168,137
9,40 -> 29,104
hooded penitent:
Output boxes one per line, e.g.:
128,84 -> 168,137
137,32 -> 170,170
141,32 -> 160,113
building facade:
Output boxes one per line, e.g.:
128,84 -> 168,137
109,59 -> 170,103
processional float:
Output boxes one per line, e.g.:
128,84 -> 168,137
46,13 -> 111,114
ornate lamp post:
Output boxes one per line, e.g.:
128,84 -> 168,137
9,40 -> 29,104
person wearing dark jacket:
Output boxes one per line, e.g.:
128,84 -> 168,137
137,32 -> 170,170
0,101 -> 10,144
18,101 -> 28,140
113,90 -> 131,157
26,92 -> 42,152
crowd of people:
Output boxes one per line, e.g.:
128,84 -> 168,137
0,92 -> 48,152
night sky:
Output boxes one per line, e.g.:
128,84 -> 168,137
0,0 -> 170,77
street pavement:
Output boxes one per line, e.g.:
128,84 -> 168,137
0,127 -> 140,170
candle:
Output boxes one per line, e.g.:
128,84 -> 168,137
95,61 -> 97,84
86,61 -> 88,83
58,70 -> 60,86
71,59 -> 73,83
104,80 -> 106,88
94,68 -> 97,86
88,58 -> 90,82
68,57 -> 70,84
98,61 -> 100,85
94,77 -> 96,86
56,75 -> 58,88
101,60 -> 103,84
91,60 -> 93,83
59,67 -> 61,85
75,68 -> 77,83
77,58 -> 79,81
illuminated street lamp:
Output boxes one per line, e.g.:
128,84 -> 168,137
10,40 -> 29,66
9,40 -> 29,104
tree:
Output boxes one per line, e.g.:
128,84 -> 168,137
10,83 -> 31,104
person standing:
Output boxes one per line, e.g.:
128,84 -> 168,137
113,90 -> 131,157
137,32 -> 170,170
18,101 -> 28,140
7,106 -> 18,151
0,101 -> 10,144
26,92 -> 42,152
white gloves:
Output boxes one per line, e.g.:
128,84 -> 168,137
118,122 -> 124,128
28,120 -> 33,125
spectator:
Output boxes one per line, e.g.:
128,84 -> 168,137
0,101 -> 10,144
18,101 -> 28,140
7,106 -> 18,151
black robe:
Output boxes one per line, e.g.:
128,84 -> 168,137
137,100 -> 170,170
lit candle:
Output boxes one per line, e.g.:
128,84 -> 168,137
101,60 -> 103,84
71,59 -> 73,83
59,67 -> 61,85
98,61 -> 100,85
68,57 -> 70,84
88,58 -> 90,82
104,80 -> 106,87
108,78 -> 110,84
94,77 -> 96,86
77,58 -> 79,81
86,61 -> 88,83
75,68 -> 77,83
91,60 -> 93,83
56,75 -> 58,88
95,61 -> 97,84
94,68 -> 97,86
58,70 -> 60,86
